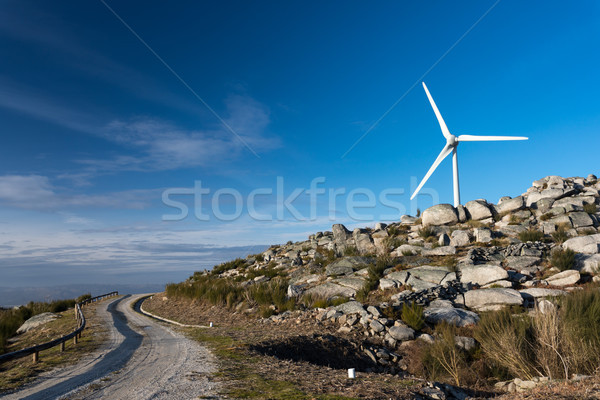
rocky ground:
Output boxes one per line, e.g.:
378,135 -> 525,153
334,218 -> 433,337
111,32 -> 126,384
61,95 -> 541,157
155,174 -> 600,399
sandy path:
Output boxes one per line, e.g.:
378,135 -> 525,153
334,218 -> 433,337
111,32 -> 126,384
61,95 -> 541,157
1,294 -> 219,400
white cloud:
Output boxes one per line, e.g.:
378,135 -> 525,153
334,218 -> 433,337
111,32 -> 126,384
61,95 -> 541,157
0,175 -> 54,203
0,174 -> 159,210
92,94 -> 280,171
0,77 -> 279,173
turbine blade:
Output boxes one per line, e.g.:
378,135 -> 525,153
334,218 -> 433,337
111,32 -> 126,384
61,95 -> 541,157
410,144 -> 453,200
457,135 -> 529,142
422,82 -> 451,139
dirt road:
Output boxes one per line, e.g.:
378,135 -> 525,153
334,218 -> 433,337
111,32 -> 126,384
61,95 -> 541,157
1,294 -> 218,400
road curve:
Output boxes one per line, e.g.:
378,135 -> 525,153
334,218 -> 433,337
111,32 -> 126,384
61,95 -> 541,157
1,294 -> 218,400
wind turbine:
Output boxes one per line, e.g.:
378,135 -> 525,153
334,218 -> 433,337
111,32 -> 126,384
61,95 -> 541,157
410,82 -> 528,207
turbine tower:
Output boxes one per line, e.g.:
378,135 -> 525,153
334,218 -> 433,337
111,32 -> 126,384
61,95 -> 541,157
411,82 -> 528,207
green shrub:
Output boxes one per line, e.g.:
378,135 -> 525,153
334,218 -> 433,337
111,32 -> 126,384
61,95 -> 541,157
584,203 -> 598,214
550,248 -> 576,271
539,213 -> 552,221
300,294 -> 347,309
0,296 -> 84,354
316,246 -> 336,266
509,214 -> 523,225
401,301 -> 425,331
427,322 -> 467,386
551,225 -> 569,244
474,309 -> 538,380
560,289 -> 600,374
418,226 -> 436,240
212,258 -> 246,275
518,229 -> 544,243
356,258 -> 389,302
76,293 -> 92,303
343,246 -> 359,256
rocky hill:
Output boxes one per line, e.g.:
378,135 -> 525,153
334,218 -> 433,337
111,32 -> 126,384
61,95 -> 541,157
161,174 -> 600,398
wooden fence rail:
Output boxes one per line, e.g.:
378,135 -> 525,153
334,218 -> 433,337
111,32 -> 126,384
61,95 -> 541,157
0,291 -> 119,364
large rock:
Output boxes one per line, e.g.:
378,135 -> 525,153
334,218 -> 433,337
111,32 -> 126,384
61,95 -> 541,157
474,227 -> 493,243
424,306 -> 480,327
460,264 -> 509,286
353,228 -> 377,254
464,288 -> 523,311
386,270 -> 410,284
496,196 -> 525,214
576,254 -> 600,274
336,301 -> 367,316
422,204 -> 459,226
333,277 -> 366,291
563,234 -> 600,254
325,256 -> 371,275
305,282 -> 356,299
408,265 -> 456,285
422,246 -> 457,256
569,212 -> 594,228
388,325 -> 415,341
17,312 -> 59,334
546,270 -> 580,286
519,288 -> 567,299
504,256 -> 540,271
465,200 -> 493,221
391,244 -> 422,256
332,224 -> 353,252
406,275 -> 438,291
450,230 -> 471,247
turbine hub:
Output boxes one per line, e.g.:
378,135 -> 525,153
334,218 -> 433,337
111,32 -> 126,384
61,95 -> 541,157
447,134 -> 458,147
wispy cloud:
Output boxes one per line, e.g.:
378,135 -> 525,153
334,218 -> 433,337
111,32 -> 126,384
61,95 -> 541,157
0,174 -> 159,210
0,77 -> 278,174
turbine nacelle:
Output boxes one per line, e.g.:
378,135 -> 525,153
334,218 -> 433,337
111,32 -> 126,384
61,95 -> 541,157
447,135 -> 458,147
411,82 -> 528,207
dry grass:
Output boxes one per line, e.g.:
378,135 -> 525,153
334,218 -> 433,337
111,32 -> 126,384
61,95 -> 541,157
144,294 -> 423,399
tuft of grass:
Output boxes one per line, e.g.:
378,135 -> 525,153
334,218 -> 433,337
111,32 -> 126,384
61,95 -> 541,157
518,229 -> 544,243
355,257 -> 389,302
551,225 -> 569,244
474,309 -> 538,380
427,322 -> 466,386
343,246 -> 359,256
584,203 -> 598,214
560,289 -> 600,374
550,248 -> 576,271
539,213 -> 552,221
509,214 -> 523,224
212,258 -> 247,275
418,226 -> 436,240
300,294 -> 348,309
401,301 -> 425,331
0,296 -> 88,354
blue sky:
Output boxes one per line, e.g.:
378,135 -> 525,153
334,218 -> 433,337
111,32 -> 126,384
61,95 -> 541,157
1,1 -> 599,289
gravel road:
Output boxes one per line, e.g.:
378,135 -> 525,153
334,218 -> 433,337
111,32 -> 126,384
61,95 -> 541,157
1,294 -> 219,400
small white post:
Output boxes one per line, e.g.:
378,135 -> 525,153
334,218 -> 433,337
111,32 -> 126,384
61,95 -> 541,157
209,322 -> 213,328
348,368 -> 355,379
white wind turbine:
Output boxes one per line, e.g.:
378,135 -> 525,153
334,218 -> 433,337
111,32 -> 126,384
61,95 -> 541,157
410,82 -> 528,207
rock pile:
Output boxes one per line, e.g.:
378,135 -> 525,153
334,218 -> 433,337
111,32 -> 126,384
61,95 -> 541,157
204,174 -> 600,390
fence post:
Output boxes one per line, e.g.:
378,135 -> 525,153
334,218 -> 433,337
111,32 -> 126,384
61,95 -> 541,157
60,341 -> 65,352
32,351 -> 39,363
73,335 -> 78,345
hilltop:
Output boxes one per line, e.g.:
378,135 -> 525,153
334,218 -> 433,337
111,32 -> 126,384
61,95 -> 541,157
145,174 -> 600,399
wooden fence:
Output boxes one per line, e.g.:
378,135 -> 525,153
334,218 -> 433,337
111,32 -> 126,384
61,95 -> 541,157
0,291 -> 119,364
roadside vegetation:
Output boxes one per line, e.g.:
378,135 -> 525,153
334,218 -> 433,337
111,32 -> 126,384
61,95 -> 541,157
0,294 -> 108,393
0,294 -> 91,354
